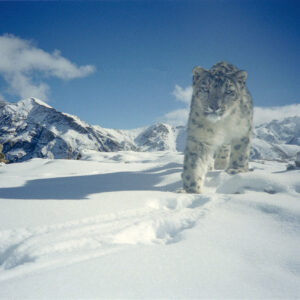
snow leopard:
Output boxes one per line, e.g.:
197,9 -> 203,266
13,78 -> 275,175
182,61 -> 253,193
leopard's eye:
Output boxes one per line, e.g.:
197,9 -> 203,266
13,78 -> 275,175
193,75 -> 200,82
225,84 -> 235,95
200,80 -> 210,92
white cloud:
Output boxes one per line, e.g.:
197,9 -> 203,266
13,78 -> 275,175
0,93 -> 6,108
254,104 -> 300,125
172,84 -> 193,105
0,34 -> 96,101
164,108 -> 189,126
163,85 -> 192,126
0,93 -> 5,101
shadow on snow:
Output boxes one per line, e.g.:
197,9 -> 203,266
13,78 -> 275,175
0,163 -> 183,200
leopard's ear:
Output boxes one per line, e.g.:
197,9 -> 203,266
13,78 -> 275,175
192,66 -> 207,76
192,66 -> 207,84
235,70 -> 247,85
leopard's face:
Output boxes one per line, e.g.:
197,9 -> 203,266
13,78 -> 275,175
193,66 -> 247,122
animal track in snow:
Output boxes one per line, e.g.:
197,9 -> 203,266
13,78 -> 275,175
0,194 -> 213,280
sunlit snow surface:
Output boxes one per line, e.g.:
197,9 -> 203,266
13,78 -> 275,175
0,151 -> 299,299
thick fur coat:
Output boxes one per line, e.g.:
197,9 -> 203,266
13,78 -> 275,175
182,62 -> 253,193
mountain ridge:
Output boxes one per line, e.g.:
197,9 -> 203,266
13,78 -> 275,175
0,98 -> 299,162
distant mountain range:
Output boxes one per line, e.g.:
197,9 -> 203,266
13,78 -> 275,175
0,98 -> 299,163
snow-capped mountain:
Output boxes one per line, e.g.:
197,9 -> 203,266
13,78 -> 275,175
0,98 -> 137,162
255,116 -> 300,145
251,116 -> 300,160
128,123 -> 186,152
0,98 -> 299,162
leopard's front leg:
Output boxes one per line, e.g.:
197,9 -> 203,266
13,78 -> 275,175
182,137 -> 212,193
226,137 -> 251,174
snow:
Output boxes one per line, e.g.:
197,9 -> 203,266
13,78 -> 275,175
0,151 -> 299,299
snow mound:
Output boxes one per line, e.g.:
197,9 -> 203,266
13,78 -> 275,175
217,172 -> 287,194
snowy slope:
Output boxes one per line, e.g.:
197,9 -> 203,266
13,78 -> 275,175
251,116 -> 300,160
0,98 -> 299,162
0,152 -> 299,298
0,98 -> 137,162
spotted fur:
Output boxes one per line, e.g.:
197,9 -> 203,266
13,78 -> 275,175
182,61 -> 253,193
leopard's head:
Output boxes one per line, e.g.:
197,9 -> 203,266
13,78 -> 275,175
192,63 -> 247,122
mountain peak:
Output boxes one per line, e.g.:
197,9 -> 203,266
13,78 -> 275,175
18,97 -> 53,109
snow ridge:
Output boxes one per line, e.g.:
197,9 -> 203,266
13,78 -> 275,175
0,98 -> 299,162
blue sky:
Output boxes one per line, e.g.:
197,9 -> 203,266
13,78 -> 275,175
0,0 -> 299,129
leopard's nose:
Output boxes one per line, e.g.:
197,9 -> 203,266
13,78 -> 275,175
209,102 -> 219,111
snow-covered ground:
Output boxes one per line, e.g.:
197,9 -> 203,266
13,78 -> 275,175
0,151 -> 299,299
